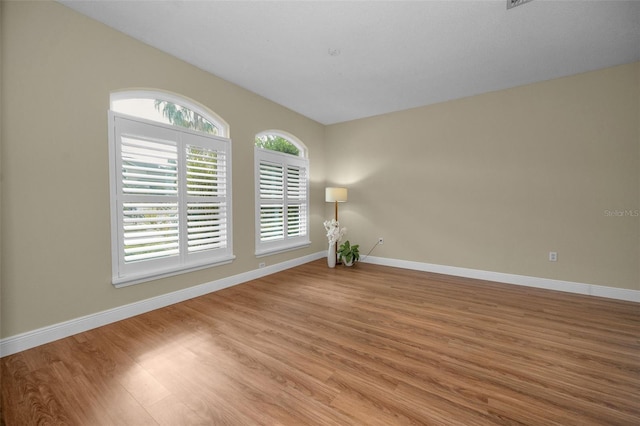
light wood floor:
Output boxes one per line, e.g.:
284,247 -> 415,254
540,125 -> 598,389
2,260 -> 639,425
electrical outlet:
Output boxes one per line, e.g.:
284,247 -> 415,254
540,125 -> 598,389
548,252 -> 558,262
378,237 -> 384,245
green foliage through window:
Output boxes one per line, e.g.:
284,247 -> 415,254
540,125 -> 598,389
255,134 -> 300,156
154,100 -> 218,135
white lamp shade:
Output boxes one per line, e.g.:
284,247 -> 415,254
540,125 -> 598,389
325,187 -> 348,203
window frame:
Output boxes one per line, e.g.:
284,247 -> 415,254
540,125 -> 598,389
254,131 -> 310,257
108,95 -> 233,287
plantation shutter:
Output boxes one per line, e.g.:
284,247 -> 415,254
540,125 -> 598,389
286,165 -> 307,237
259,161 -> 284,241
111,114 -> 233,286
255,147 -> 309,255
185,141 -> 228,255
121,136 -> 180,263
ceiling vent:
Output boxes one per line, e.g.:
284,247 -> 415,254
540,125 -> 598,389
507,0 -> 533,10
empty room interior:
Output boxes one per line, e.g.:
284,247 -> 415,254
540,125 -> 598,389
1,0 -> 639,424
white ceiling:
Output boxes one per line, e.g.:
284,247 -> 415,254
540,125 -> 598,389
60,0 -> 640,125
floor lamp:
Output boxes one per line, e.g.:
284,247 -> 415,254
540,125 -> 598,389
325,187 -> 348,263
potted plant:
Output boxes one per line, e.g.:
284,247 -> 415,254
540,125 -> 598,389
337,240 -> 360,266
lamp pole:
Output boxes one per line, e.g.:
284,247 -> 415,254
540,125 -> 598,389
334,200 -> 339,263
325,187 -> 348,266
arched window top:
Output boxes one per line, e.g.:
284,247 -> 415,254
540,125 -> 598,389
255,130 -> 307,158
110,90 -> 229,137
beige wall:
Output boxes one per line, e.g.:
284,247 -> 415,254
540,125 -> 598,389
326,62 -> 640,290
2,1 -> 638,341
0,1 -> 326,338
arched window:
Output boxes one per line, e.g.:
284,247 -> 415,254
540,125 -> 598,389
109,90 -> 233,286
255,133 -> 303,157
111,90 -> 229,136
254,130 -> 310,256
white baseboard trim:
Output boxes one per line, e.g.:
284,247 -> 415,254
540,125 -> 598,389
3,252 -> 637,357
0,252 -> 325,357
362,255 -> 640,303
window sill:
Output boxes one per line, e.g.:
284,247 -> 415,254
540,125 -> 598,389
113,255 -> 236,288
255,241 -> 311,258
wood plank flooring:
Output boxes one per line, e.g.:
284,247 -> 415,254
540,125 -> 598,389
2,260 -> 639,425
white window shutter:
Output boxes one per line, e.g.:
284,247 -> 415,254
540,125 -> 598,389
259,161 -> 285,242
185,145 -> 228,253
255,147 -> 309,255
110,113 -> 233,286
286,165 -> 307,237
